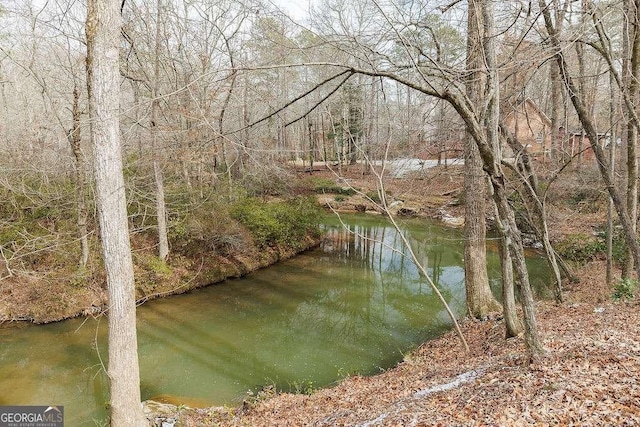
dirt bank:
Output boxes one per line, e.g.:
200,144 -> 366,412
0,235 -> 320,324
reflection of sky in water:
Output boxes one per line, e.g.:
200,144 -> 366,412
0,214 -> 551,426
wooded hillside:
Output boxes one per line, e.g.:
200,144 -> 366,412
1,0 -> 640,424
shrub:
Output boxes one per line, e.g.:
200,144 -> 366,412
608,227 -> 636,266
612,278 -> 637,301
240,165 -> 293,197
0,177 -> 79,269
546,166 -> 605,212
305,177 -> 356,195
231,196 -> 321,248
555,233 -> 605,263
147,256 -> 173,276
366,190 -> 382,204
591,227 -> 638,266
167,199 -> 251,256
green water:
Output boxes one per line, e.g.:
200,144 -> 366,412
0,214 -> 551,425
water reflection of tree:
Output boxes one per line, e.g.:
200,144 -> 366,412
309,218 -> 468,351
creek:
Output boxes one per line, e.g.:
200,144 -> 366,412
0,214 -> 551,425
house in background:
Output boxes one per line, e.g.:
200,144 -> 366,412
557,127 -> 610,161
502,98 -> 552,157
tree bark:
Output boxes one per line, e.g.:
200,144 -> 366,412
152,0 -> 169,261
86,0 -> 146,424
608,69 -> 616,285
464,0 -> 501,319
622,0 -> 639,278
445,88 -> 544,357
550,59 -> 563,161
69,84 -> 89,268
492,174 -> 544,357
496,207 -> 522,338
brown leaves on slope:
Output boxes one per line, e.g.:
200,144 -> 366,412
180,262 -> 640,426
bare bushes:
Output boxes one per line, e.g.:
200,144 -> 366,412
239,163 -> 294,197
168,199 -> 253,257
0,176 -> 85,275
545,165 -> 606,213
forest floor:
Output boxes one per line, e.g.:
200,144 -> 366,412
172,163 -> 640,426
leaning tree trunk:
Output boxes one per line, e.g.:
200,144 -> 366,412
500,126 -> 569,301
607,70 -> 617,285
540,0 -> 640,279
446,88 -> 545,358
86,0 -> 146,425
492,175 -> 544,357
485,0 -> 537,348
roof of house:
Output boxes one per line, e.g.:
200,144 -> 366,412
504,98 -> 551,126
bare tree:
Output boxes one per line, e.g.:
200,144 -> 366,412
464,0 -> 502,320
539,0 -> 640,279
621,0 -> 639,279
298,0 -> 545,356
86,0 -> 145,424
151,0 -> 168,261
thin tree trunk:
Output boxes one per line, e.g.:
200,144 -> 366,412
500,126 -> 568,300
496,205 -> 522,338
445,87 -> 544,357
622,0 -> 639,278
493,179 -> 543,357
151,0 -> 169,261
550,61 -> 562,162
241,58 -> 250,174
575,16 -> 586,171
608,70 -> 616,285
549,1 -> 570,163
218,71 -> 237,182
86,0 -> 146,424
69,84 -> 89,267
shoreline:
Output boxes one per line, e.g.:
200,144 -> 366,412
0,235 -> 322,326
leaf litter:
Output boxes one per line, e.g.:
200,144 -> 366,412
177,259 -> 640,426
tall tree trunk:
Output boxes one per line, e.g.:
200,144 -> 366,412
549,1 -> 570,163
464,0 -> 501,319
241,58 -> 250,175
220,35 -> 239,179
608,70 -> 617,285
86,0 -> 146,424
152,0 -> 169,261
446,87 -> 544,357
550,61 -> 562,162
489,170 -> 543,357
622,0 -> 639,278
575,10 -> 586,171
